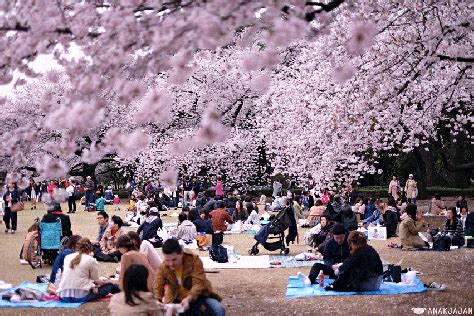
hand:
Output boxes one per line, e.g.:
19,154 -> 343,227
156,301 -> 167,311
181,296 -> 191,311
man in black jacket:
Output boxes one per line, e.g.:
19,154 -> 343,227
308,223 -> 350,284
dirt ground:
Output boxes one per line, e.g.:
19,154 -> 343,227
0,199 -> 473,316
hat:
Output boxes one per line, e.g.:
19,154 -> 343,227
86,176 -> 92,179
149,207 -> 159,215
409,174 -> 413,178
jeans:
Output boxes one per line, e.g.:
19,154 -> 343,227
68,196 -> 76,213
3,207 -> 17,231
60,284 -> 119,303
212,232 -> 223,246
182,296 -> 225,316
226,208 -> 235,220
85,191 -> 94,208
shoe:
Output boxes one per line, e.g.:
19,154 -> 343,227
10,230 -> 15,234
19,259 -> 28,265
4,229 -> 9,234
426,282 -> 447,291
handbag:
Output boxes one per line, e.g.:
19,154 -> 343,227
11,202 -> 24,212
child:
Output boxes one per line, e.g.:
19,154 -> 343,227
128,194 -> 136,212
95,191 -> 105,212
113,195 -> 120,211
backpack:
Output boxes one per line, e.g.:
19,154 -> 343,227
433,235 -> 451,251
209,245 -> 228,263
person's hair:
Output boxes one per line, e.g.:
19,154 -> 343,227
334,196 -> 341,204
97,211 -> 109,219
65,235 -> 82,250
188,209 -> 197,222
332,223 -> 345,236
70,238 -> 92,269
347,231 -> 367,255
162,238 -> 183,255
111,215 -> 123,228
147,201 -> 157,208
374,199 -> 385,210
217,175 -> 222,181
406,204 -> 418,221
116,235 -> 137,251
96,191 -> 103,197
400,196 -> 407,203
182,206 -> 190,213
387,197 -> 397,207
178,212 -> 187,224
447,207 -> 458,229
123,264 -> 149,306
435,194 -> 441,200
315,199 -> 323,206
459,195 -> 465,200
127,231 -> 141,249
320,215 -> 330,226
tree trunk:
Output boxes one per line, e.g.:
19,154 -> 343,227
413,148 -> 428,199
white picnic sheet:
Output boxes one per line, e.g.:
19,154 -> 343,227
201,255 -> 271,269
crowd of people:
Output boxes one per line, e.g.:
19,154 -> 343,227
1,173 -> 472,313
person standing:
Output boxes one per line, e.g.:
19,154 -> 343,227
47,180 -> 57,198
388,176 -> 401,201
404,174 -> 418,204
214,176 -> 223,198
83,176 -> 95,210
183,177 -> 193,207
27,179 -> 38,210
3,182 -> 20,234
66,178 -> 78,213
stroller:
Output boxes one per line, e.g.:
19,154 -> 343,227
248,206 -> 296,256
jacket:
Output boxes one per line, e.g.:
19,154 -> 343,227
209,208 -> 233,232
50,248 -> 74,284
100,227 -> 125,254
322,236 -> 350,267
108,291 -> 162,316
399,216 -> 426,249
338,245 -> 383,291
193,219 -> 213,234
154,250 -> 221,303
137,218 -> 162,241
3,189 -> 19,208
119,251 -> 155,291
57,253 -> 98,294
380,208 -> 398,238
335,205 -> 358,232
176,220 -> 197,242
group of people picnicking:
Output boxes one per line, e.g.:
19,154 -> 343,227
2,173 -> 473,313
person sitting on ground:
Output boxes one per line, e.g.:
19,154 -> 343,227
326,231 -> 383,292
109,264 -> 170,316
127,231 -> 162,272
331,195 -> 343,216
137,206 -> 163,248
399,204 -> 429,250
92,211 -> 109,245
363,199 -> 383,226
110,235 -> 155,292
334,201 -> 358,232
430,194 -> 446,216
439,207 -> 465,247
293,196 -> 305,220
192,210 -> 213,234
363,198 -> 376,220
154,239 -> 225,316
308,223 -> 350,283
94,215 -> 125,262
309,199 -> 327,218
176,213 -> 197,245
57,238 -> 119,303
49,235 -> 82,286
41,202 -> 72,237
398,196 -> 408,214
95,191 -> 106,212
380,199 -> 399,238
209,201 -> 234,246
312,215 -> 334,253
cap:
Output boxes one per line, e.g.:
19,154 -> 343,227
409,174 -> 413,178
86,176 -> 92,179
149,207 -> 159,215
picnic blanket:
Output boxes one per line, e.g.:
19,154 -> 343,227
269,255 -> 321,268
286,276 -> 426,298
0,282 -> 83,308
201,255 -> 271,269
